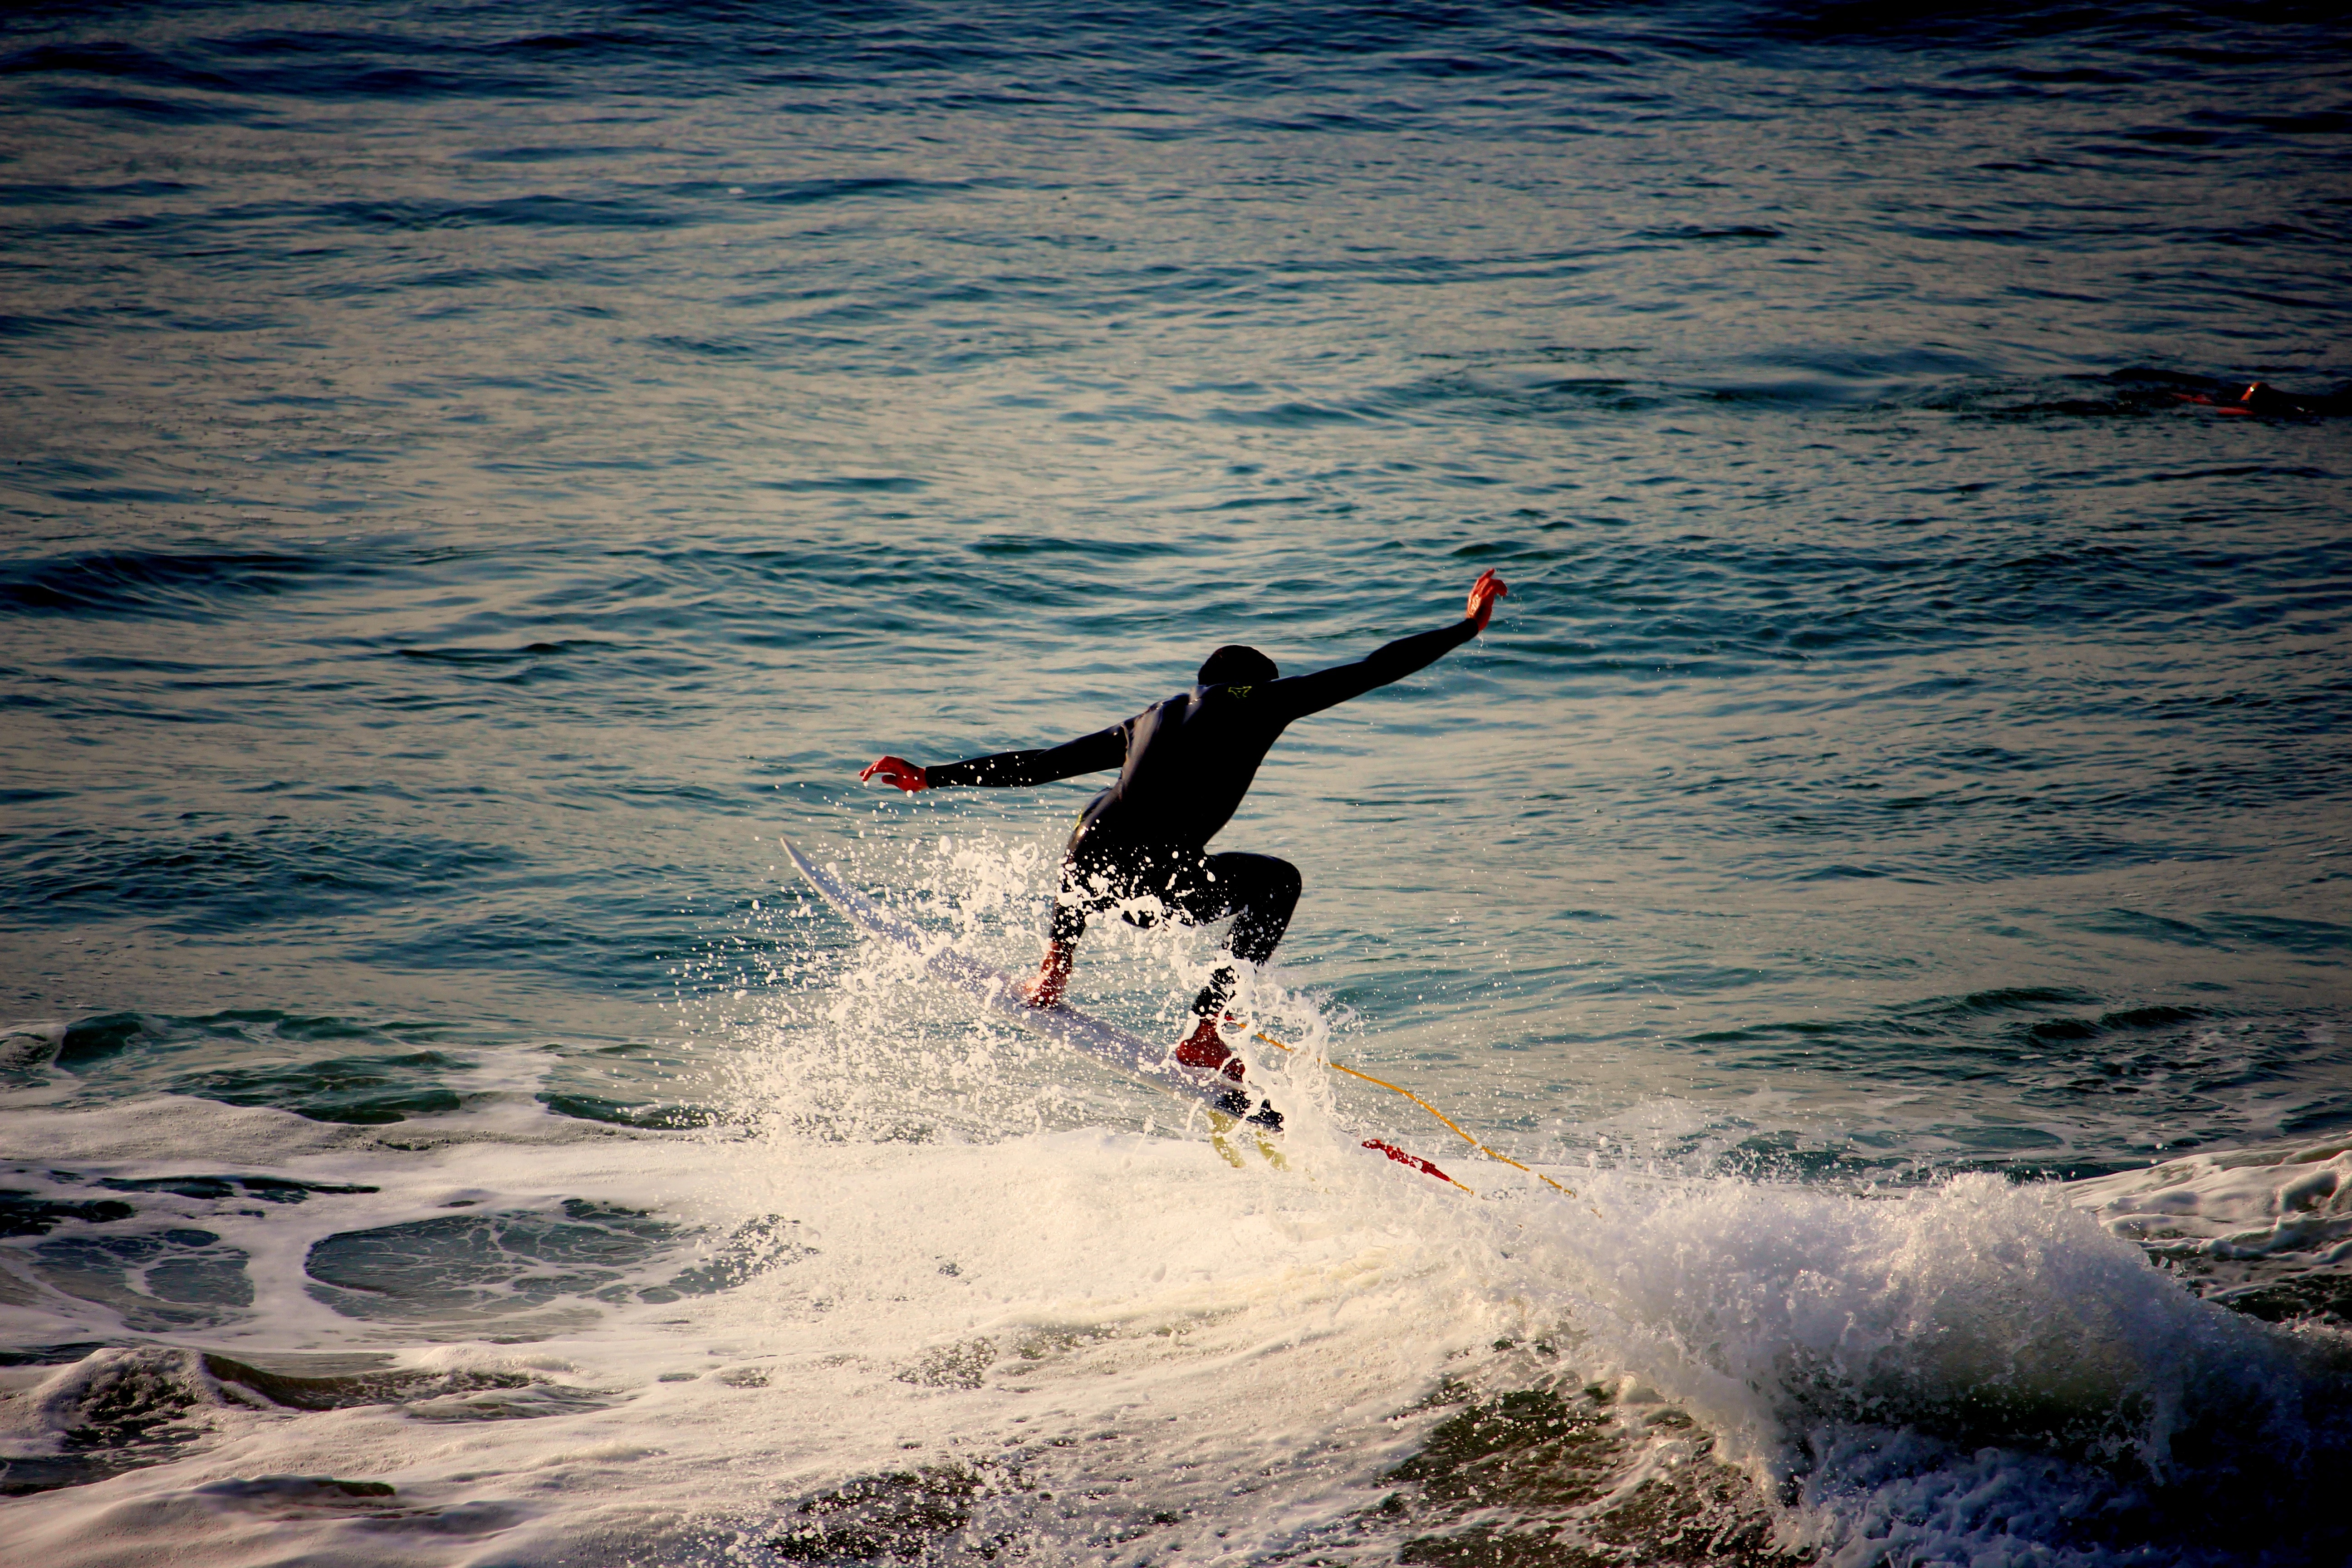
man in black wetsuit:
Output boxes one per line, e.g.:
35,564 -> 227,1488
861,568 -> 1507,1089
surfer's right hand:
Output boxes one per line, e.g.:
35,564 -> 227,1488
1465,568 -> 1509,632
859,755 -> 929,792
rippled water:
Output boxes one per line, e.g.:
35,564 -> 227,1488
3,2 -> 2348,1563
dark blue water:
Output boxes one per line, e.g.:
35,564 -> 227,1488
2,3 -> 2348,1563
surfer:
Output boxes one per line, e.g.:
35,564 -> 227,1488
860,568 -> 1508,1088
2176,380 -> 2319,416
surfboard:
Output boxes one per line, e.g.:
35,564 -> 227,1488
782,838 -> 1466,1190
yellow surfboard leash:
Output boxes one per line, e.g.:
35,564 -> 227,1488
1249,1029 -> 1578,1200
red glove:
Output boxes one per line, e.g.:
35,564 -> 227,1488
859,755 -> 929,792
1466,568 -> 1509,632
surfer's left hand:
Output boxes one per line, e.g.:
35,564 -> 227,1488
1466,568 -> 1509,632
860,755 -> 929,792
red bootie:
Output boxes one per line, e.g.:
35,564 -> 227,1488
1175,1014 -> 1247,1081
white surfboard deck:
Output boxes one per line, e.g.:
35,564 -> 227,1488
782,838 -> 1467,1190
784,839 -> 1260,1115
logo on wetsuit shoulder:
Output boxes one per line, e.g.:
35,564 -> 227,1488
1225,685 -> 1254,699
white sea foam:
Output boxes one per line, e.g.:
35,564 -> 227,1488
2078,1138 -> 2352,1263
3,854 -> 2342,1565
5,1073 -> 2343,1566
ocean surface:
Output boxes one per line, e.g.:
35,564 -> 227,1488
2,1 -> 2348,1563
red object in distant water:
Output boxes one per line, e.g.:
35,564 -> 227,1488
2177,381 -> 2312,416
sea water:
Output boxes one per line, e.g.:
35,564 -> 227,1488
1,2 -> 2347,1563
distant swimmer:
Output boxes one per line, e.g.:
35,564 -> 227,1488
2176,380 -> 2324,416
861,569 -> 1508,1084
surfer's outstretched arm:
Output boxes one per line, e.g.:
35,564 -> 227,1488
1269,568 -> 1507,720
861,727 -> 1124,794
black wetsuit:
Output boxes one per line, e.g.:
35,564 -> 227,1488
925,614 -> 1483,1020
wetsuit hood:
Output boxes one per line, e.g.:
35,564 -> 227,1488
1198,645 -> 1279,685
